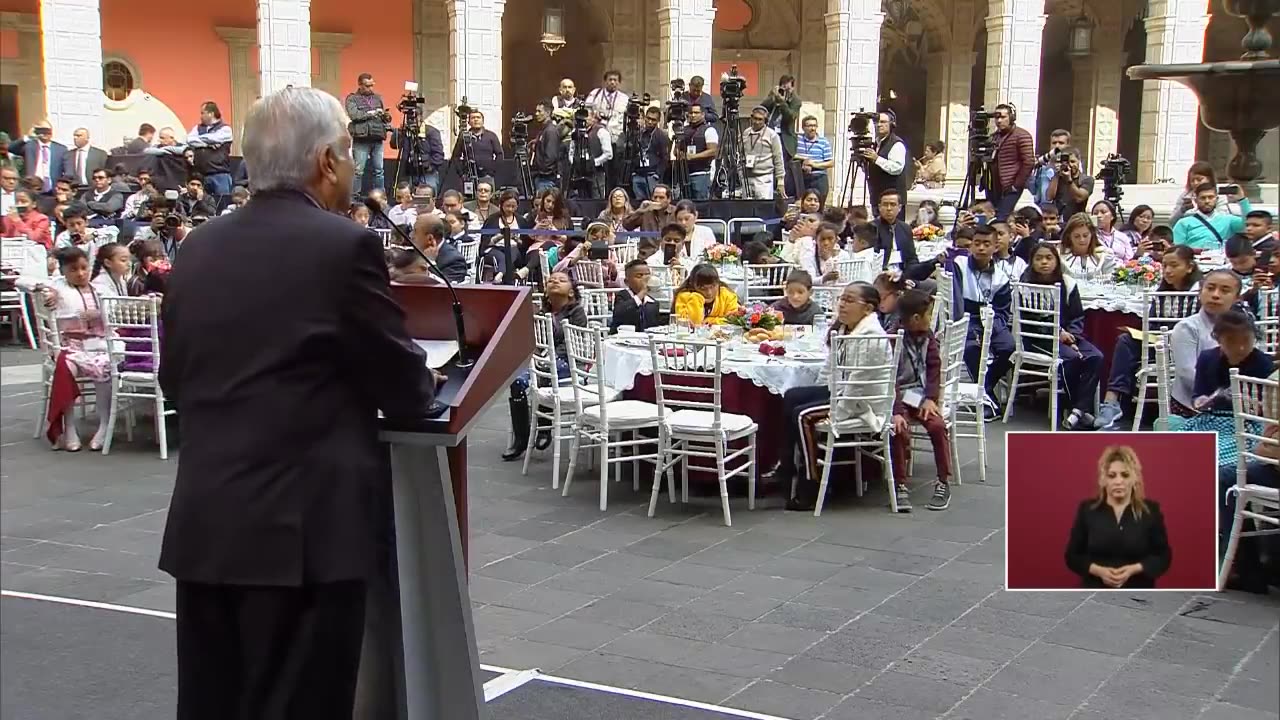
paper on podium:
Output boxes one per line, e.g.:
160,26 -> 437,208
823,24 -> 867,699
413,339 -> 459,369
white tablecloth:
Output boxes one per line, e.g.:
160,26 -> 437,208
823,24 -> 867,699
601,337 -> 826,396
1076,282 -> 1151,316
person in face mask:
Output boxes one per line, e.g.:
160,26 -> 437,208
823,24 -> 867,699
1,189 -> 52,249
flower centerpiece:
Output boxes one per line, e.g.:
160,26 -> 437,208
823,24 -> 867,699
703,243 -> 741,265
726,302 -> 784,331
911,223 -> 944,243
1112,256 -> 1161,286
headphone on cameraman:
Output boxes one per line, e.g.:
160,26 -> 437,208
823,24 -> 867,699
1000,102 -> 1018,122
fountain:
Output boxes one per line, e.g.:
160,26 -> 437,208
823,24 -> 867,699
1127,0 -> 1280,199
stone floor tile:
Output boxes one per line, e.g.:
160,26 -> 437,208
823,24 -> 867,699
723,679 -> 842,719
722,622 -> 825,655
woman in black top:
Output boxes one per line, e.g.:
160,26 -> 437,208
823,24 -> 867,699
1065,445 -> 1171,588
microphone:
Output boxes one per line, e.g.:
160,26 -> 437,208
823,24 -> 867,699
364,197 -> 474,369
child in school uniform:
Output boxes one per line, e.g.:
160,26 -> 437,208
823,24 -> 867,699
1021,242 -> 1104,430
772,270 -> 819,325
949,225 -> 1015,415
889,289 -> 952,511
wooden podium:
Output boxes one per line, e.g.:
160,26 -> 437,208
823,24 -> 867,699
357,282 -> 532,720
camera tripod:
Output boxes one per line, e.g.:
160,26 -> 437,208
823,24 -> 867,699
443,102 -> 480,197
667,119 -> 690,200
954,157 -> 993,230
392,111 -> 428,191
509,134 -> 535,199
566,124 -> 597,200
713,100 -> 749,199
836,147 -> 870,210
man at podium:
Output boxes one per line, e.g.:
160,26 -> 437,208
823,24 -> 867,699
157,87 -> 438,720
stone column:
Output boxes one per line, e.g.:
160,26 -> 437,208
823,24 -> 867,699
257,0 -> 312,94
446,0 -> 505,139
824,0 -> 883,205
656,0 -> 716,92
414,0 -> 452,147
983,0 -> 1045,141
1069,56 -> 1095,163
924,52 -> 947,145
40,0 -> 104,145
1071,10 -> 1124,172
1136,0 -> 1208,183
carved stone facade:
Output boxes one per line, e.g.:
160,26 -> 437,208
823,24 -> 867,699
1137,0 -> 1210,183
825,0 -> 884,203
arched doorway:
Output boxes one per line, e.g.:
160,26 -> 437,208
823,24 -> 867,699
501,0 -> 607,128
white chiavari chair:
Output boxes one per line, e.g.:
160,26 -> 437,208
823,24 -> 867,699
458,239 -> 481,280
1258,288 -> 1278,355
1132,290 -> 1200,430
101,295 -> 174,459
649,265 -> 684,315
580,287 -> 620,327
374,228 -> 395,249
953,307 -> 993,483
612,243 -> 639,266
909,316 -> 969,484
743,263 -> 796,306
1154,340 -> 1177,432
2,238 -> 38,348
570,259 -> 605,289
28,292 -> 98,438
1003,282 -> 1064,430
932,270 -> 953,334
809,331 -> 902,516
833,252 -> 882,285
1219,369 -> 1279,589
562,324 -> 661,511
647,336 -> 758,526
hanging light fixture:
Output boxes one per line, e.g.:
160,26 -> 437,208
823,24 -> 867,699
541,1 -> 567,56
1068,12 -> 1094,57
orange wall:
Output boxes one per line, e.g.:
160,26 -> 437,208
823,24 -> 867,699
0,0 -> 38,12
95,0 -> 412,143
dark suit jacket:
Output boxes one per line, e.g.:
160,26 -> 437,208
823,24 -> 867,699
609,290 -> 662,333
8,137 -> 67,182
78,188 -> 124,218
158,189 -> 436,586
62,145 -> 108,185
123,137 -> 151,154
432,241 -> 470,284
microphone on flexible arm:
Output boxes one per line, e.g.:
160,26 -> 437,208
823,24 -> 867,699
364,197 -> 474,369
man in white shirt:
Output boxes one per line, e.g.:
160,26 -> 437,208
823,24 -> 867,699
741,106 -> 785,200
859,110 -> 908,219
585,70 -> 629,191
62,128 -> 107,188
0,167 -> 17,215
552,78 -> 579,110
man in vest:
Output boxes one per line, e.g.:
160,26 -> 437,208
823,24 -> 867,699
859,110 -> 907,220
676,104 -> 719,201
186,102 -> 234,196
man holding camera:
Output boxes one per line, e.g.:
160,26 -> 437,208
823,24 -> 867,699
860,111 -> 908,217
762,75 -> 800,197
631,107 -> 670,201
988,103 -> 1035,221
345,73 -> 392,197
1028,129 -> 1071,205
567,110 -> 613,200
1047,147 -> 1092,220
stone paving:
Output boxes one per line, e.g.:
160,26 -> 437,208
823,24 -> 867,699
1,346 -> 1277,720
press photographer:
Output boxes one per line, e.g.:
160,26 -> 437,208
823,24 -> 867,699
531,103 -> 567,193
390,87 -> 444,193
345,73 -> 392,196
762,75 -> 801,196
741,106 -> 784,201
568,108 -> 612,199
859,110 -> 908,216
1047,146 -> 1093,219
132,192 -> 189,258
1028,128 -> 1072,204
630,106 -> 670,201
685,76 -> 719,125
988,103 -> 1034,221
585,69 -> 629,188
461,110 -> 504,185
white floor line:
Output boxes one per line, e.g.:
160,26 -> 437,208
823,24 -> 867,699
2,590 -> 797,719
2,590 -> 177,619
482,668 -> 540,702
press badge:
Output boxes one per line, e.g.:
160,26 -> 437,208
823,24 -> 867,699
902,388 -> 924,409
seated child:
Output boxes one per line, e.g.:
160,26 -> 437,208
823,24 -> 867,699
809,223 -> 853,284
772,270 -> 819,325
1021,242 -> 1104,430
672,263 -> 739,325
610,259 -> 661,332
889,289 -> 952,512
1191,310 -> 1274,414
743,237 -> 778,265
950,225 -> 1015,412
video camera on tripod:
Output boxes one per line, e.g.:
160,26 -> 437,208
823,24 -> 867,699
848,110 -> 878,155
1097,153 -> 1132,208
510,111 -> 533,145
968,106 -> 996,164
665,79 -> 690,130
719,65 -> 747,111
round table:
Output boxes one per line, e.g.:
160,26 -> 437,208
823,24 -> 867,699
601,333 -> 827,470
1077,283 -> 1145,381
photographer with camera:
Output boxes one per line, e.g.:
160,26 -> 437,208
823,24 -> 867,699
631,106 -> 670,201
132,193 -> 189,258
858,110 -> 908,217
569,109 -> 613,199
1047,146 -> 1093,220
531,103 -> 567,193
1027,129 -> 1071,205
389,91 -> 444,194
987,104 -> 1035,221
345,73 -> 392,196
676,105 -> 718,201
762,75 -> 801,195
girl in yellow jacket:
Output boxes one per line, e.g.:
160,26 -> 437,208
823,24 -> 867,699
672,263 -> 740,325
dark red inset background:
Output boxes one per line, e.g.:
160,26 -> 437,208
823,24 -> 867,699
1006,432 -> 1219,590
